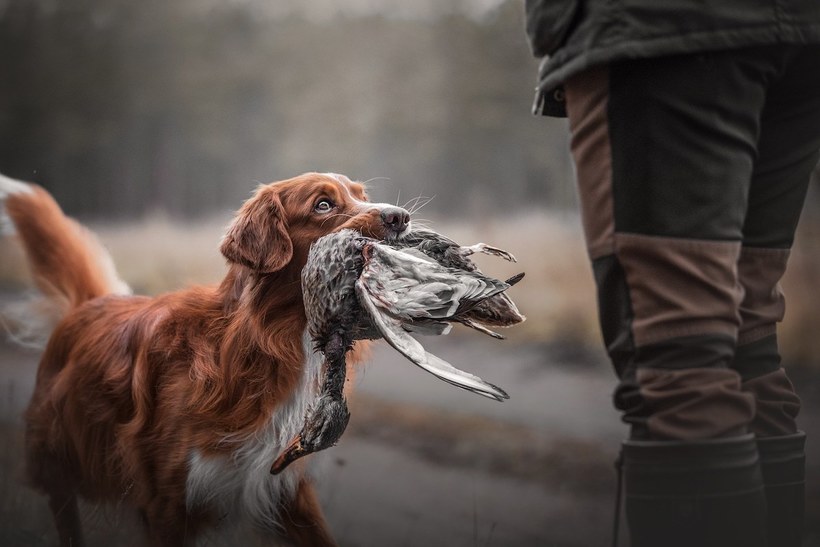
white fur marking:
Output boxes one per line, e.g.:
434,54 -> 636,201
0,173 -> 34,197
0,293 -> 68,349
81,226 -> 132,296
0,173 -> 33,236
185,330 -> 324,529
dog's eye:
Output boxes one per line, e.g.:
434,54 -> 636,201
314,198 -> 335,214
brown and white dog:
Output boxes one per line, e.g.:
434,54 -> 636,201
0,172 -> 411,546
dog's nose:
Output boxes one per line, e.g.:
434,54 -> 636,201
381,207 -> 410,234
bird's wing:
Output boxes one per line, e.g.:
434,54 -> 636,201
364,244 -> 509,320
420,351 -> 509,401
394,228 -> 479,271
383,277 -> 503,320
397,247 -> 438,263
454,317 -> 505,339
356,279 -> 509,401
402,320 -> 452,336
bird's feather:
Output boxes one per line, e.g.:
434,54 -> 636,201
391,229 -> 526,329
361,243 -> 510,321
356,276 -> 508,401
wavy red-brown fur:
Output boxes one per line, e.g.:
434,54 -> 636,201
11,172 -> 397,546
6,185 -> 127,306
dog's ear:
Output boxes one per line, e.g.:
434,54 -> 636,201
221,187 -> 293,273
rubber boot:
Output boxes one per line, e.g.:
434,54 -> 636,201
622,433 -> 767,547
757,431 -> 806,547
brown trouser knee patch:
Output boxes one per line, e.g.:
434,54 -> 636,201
615,233 -> 742,346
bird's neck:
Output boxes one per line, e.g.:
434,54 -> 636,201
322,356 -> 346,397
322,331 -> 350,397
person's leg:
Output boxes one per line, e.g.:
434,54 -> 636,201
733,44 -> 820,547
566,48 -> 781,441
564,47 -> 795,546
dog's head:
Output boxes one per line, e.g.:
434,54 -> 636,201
220,172 -> 410,273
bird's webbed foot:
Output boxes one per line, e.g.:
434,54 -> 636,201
462,243 -> 517,263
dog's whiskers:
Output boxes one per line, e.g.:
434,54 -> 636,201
409,217 -> 434,226
400,195 -> 423,211
404,195 -> 435,217
411,220 -> 433,230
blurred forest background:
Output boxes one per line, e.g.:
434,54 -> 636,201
0,0 -> 574,219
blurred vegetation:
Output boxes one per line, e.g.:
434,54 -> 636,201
781,177 -> 820,368
0,0 -> 573,220
0,0 -> 818,366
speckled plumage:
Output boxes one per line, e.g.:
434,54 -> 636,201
271,228 -> 524,474
392,228 -> 526,335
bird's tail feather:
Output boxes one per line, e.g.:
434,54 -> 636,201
505,272 -> 525,286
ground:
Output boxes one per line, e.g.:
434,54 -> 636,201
1,329 -> 818,546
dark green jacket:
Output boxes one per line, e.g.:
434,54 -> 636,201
526,0 -> 820,116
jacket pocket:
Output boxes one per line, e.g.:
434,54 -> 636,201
525,0 -> 582,57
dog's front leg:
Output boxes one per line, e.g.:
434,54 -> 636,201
140,501 -> 202,547
47,487 -> 85,547
276,477 -> 338,547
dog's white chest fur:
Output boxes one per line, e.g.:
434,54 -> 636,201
185,330 -> 323,527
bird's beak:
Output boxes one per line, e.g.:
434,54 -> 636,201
270,435 -> 304,475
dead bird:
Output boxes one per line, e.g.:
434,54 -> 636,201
271,231 -> 368,475
270,333 -> 351,475
271,228 -> 522,474
391,228 -> 526,338
354,234 -> 520,399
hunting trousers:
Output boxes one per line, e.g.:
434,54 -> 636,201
564,45 -> 820,442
